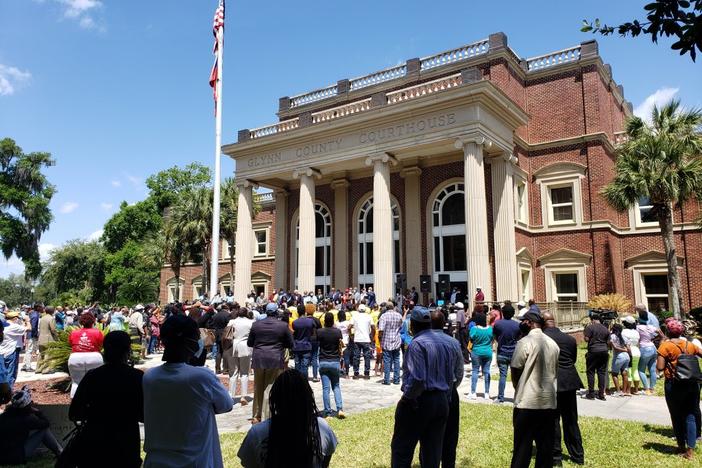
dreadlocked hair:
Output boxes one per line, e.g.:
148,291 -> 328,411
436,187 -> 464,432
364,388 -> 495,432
264,369 -> 323,468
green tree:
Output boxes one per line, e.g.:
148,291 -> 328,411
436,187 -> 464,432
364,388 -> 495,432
602,100 -> 702,318
0,138 -> 55,279
104,240 -> 159,304
582,1 -> 702,61
41,240 -> 106,302
101,200 -> 162,253
145,162 -> 211,213
0,274 -> 35,307
167,187 -> 214,293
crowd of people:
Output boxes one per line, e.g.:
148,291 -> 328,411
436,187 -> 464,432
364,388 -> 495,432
0,287 -> 700,466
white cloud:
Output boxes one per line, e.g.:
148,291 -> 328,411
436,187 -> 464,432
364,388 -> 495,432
38,243 -> 56,261
110,180 -> 121,187
634,87 -> 680,121
59,201 -> 79,214
87,229 -> 103,241
36,0 -> 105,31
0,64 -> 31,96
100,202 -> 113,211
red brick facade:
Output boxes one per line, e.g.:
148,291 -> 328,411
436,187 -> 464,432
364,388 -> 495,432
161,36 -> 702,311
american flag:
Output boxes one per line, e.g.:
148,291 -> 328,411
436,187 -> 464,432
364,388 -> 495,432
209,0 -> 225,113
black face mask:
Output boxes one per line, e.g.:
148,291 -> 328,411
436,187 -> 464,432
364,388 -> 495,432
519,322 -> 531,335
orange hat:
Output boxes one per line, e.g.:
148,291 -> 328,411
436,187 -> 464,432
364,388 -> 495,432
304,303 -> 316,314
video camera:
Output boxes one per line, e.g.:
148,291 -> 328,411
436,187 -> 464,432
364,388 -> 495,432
588,308 -> 618,326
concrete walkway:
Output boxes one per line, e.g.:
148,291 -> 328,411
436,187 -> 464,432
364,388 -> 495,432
18,355 -> 673,433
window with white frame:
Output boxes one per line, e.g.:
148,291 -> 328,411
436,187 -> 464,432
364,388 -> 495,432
431,183 -> 468,297
515,180 -> 528,224
553,272 -> 579,302
519,268 -> 531,302
548,184 -> 575,223
254,229 -> 268,256
294,204 -> 332,294
223,239 -> 234,259
636,196 -> 658,225
357,197 -> 401,289
167,277 -> 184,302
192,276 -> 204,299
642,273 -> 669,311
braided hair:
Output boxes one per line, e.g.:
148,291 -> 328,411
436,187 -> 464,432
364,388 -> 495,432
265,369 -> 323,468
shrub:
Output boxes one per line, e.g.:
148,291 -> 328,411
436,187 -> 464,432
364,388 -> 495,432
586,293 -> 632,313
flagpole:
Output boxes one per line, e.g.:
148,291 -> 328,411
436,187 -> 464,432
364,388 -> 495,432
209,24 -> 223,300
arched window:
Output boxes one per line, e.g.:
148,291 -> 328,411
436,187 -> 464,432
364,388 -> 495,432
432,183 -> 467,298
294,203 -> 332,294
357,197 -> 401,289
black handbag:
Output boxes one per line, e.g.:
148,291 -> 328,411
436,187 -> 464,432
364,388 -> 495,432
671,342 -> 702,383
54,422 -> 86,468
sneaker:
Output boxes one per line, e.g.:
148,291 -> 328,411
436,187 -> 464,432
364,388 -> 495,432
493,398 -> 504,404
467,393 -> 477,400
382,381 -> 391,385
596,393 -> 607,401
337,410 -> 346,419
312,378 -> 320,383
392,381 -> 401,385
483,395 -> 492,402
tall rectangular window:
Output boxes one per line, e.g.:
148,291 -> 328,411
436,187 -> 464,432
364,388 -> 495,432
516,181 -> 527,223
643,274 -> 669,311
638,197 -> 657,224
554,273 -> 578,302
550,186 -> 574,222
254,230 -> 267,256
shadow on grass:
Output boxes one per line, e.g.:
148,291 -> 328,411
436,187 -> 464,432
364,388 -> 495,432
642,441 -> 678,455
642,423 -> 675,438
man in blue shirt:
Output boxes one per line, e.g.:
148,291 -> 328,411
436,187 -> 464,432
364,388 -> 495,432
391,307 -> 463,468
22,304 -> 41,372
292,305 -> 315,378
493,304 -> 521,403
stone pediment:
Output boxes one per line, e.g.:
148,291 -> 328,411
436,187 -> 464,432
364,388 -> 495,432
537,248 -> 592,266
533,162 -> 587,180
516,247 -> 534,262
624,251 -> 684,268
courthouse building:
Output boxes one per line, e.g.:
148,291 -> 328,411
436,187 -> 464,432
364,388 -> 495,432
160,32 -> 702,313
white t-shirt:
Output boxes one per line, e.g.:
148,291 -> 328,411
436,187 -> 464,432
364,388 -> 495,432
0,321 -> 25,357
621,328 -> 641,357
143,362 -> 234,468
335,320 -> 350,345
237,417 -> 337,468
351,313 -> 373,344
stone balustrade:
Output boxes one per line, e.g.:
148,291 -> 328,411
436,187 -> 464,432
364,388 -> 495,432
290,84 -> 338,108
253,192 -> 274,203
386,74 -> 463,105
249,118 -> 299,139
350,65 -> 407,91
526,46 -> 581,71
312,98 -> 373,123
613,131 -> 628,145
420,39 -> 489,71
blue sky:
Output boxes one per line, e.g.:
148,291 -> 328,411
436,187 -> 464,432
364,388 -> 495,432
0,0 -> 700,277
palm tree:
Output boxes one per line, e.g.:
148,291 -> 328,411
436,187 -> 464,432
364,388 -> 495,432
602,100 -> 702,318
168,187 -> 213,294
220,179 -> 239,288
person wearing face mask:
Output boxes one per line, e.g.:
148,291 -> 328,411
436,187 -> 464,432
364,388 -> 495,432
510,311 -> 560,468
143,315 -> 234,468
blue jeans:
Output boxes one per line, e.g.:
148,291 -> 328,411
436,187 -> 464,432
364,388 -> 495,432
664,379 -> 699,449
4,350 -> 18,389
319,361 -> 343,414
311,343 -> 320,379
342,344 -> 352,375
294,351 -> 312,378
147,335 -> 159,354
471,352 -> 491,396
638,346 -> 658,390
383,348 -> 401,384
353,342 -> 372,376
496,354 -> 512,402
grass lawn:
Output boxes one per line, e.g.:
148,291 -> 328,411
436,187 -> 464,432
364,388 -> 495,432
7,402 -> 692,468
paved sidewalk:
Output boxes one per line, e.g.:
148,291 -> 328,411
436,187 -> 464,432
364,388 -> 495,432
17,355 -> 674,433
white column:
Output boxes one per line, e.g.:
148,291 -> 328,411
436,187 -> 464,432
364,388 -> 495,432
294,168 -> 319,293
401,166 -> 422,290
233,181 -> 254,302
491,155 -> 519,301
456,137 -> 492,304
274,189 -> 288,290
331,179 -> 350,288
366,154 -> 396,303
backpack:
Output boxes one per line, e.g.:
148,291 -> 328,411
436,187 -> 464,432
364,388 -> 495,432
670,341 -> 702,383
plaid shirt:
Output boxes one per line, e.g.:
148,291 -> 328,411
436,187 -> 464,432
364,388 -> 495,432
378,310 -> 403,351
